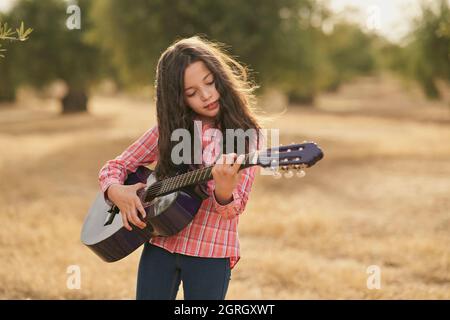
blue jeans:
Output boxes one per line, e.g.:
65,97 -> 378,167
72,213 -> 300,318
136,242 -> 231,300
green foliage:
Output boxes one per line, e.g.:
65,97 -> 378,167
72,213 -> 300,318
89,0 -> 307,89
88,0 -> 380,104
7,0 -> 101,90
6,0 -> 431,107
382,0 -> 449,99
0,21 -> 33,58
324,23 -> 377,89
410,0 -> 449,99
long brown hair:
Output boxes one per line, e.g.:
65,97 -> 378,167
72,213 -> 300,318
154,35 -> 261,180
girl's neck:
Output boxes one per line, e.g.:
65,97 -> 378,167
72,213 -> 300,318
195,114 -> 217,128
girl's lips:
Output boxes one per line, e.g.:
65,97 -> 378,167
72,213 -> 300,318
205,100 -> 219,110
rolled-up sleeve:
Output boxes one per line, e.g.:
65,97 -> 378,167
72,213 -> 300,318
210,165 -> 258,219
209,129 -> 265,219
98,125 -> 159,204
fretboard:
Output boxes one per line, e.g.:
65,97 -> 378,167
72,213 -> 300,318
143,152 -> 258,202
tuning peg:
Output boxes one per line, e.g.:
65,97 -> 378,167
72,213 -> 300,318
296,170 -> 306,178
268,166 -> 281,179
284,170 -> 294,178
273,170 -> 282,179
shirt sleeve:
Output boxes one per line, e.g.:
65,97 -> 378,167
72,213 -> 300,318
98,125 -> 159,205
209,129 -> 265,219
210,165 -> 258,220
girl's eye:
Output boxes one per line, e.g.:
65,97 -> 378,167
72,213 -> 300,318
186,80 -> 214,98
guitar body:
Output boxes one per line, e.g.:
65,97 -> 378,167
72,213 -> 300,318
81,166 -> 208,263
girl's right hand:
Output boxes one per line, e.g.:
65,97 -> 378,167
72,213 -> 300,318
106,183 -> 147,231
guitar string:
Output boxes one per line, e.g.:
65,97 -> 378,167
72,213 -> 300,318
142,153 -> 304,199
145,152 -> 255,197
145,152 -> 304,196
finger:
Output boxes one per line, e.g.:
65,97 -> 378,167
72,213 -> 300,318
133,206 -> 147,228
134,182 -> 146,190
121,212 -> 132,231
135,198 -> 147,219
237,170 -> 244,181
129,206 -> 146,229
127,211 -> 136,227
225,153 -> 237,165
216,154 -> 225,165
232,154 -> 245,172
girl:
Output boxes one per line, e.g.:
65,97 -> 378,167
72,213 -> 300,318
98,36 -> 263,300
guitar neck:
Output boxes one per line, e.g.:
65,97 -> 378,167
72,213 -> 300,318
143,152 -> 258,202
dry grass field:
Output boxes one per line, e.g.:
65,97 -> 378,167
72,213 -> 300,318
0,74 -> 449,299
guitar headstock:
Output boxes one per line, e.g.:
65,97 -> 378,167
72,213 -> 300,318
256,142 -> 324,171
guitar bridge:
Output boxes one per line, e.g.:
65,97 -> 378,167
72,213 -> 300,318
104,205 -> 119,226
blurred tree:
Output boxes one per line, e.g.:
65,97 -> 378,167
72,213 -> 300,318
267,1 -> 328,105
407,0 -> 449,99
382,0 -> 449,99
8,0 -> 101,113
89,0 -> 332,105
0,45 -> 17,102
0,18 -> 32,102
322,22 -> 377,91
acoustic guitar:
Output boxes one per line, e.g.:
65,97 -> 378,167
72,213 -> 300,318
81,142 -> 324,262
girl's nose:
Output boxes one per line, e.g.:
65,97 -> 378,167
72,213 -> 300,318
200,87 -> 212,101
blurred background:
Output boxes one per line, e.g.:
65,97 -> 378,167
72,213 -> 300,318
0,0 -> 448,299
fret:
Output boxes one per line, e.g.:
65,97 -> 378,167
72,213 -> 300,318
155,182 -> 162,198
201,167 -> 208,182
205,167 -> 212,181
167,176 -> 174,193
166,179 -> 172,193
172,175 -> 179,191
172,174 -> 180,191
158,151 -> 257,195
169,175 -> 176,192
154,181 -> 163,197
176,175 -> 183,189
163,177 -> 171,194
180,172 -> 187,188
160,180 -> 166,194
192,169 -> 200,185
198,168 -> 203,182
187,170 -> 194,186
165,179 -> 171,194
184,172 -> 190,187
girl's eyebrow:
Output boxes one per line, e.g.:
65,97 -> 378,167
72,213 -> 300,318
184,72 -> 212,91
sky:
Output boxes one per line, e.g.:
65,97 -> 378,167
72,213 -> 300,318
1,0 -> 448,43
0,0 -> 17,11
322,0 -> 446,43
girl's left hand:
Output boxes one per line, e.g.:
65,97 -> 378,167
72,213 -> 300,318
211,153 -> 245,204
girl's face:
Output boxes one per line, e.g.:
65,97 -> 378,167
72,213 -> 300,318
184,60 -> 220,121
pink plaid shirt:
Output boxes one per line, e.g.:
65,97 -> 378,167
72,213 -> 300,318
98,122 -> 259,269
